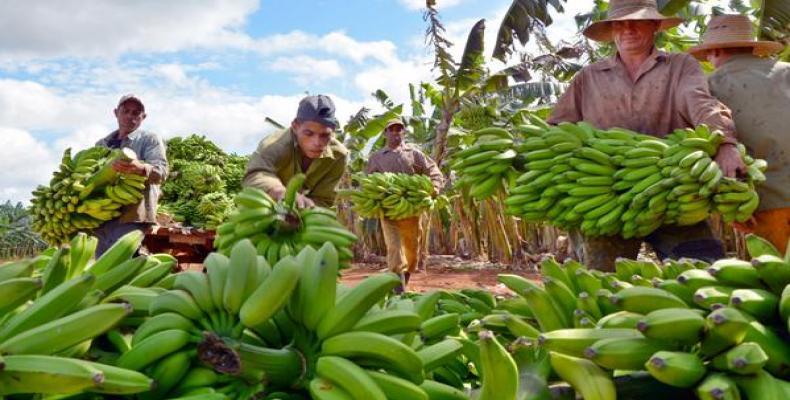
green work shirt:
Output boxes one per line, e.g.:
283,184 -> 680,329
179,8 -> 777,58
243,129 -> 348,207
708,54 -> 790,211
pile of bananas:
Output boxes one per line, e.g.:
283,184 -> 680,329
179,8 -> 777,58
0,231 -> 178,397
110,239 -> 511,399
489,233 -> 790,400
506,122 -> 766,238
30,147 -> 147,244
345,172 -> 443,220
213,175 -> 357,268
449,127 -> 518,200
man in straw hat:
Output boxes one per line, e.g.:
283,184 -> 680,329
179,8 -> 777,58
549,0 -> 745,271
689,14 -> 789,253
366,117 -> 444,292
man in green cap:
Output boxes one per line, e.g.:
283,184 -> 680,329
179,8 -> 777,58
688,14 -> 789,254
367,117 -> 444,290
244,94 -> 348,208
548,0 -> 744,270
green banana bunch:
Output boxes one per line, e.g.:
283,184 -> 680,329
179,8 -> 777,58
503,122 -> 765,238
344,172 -> 444,219
0,232 -> 185,397
30,146 -> 146,244
214,176 -> 357,268
449,127 -> 518,200
109,239 -> 475,399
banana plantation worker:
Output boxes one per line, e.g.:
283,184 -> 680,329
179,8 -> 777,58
688,14 -> 789,254
366,117 -> 444,291
548,0 -> 744,270
95,94 -> 168,256
244,94 -> 348,209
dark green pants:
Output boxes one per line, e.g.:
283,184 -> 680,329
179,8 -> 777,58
571,222 -> 725,272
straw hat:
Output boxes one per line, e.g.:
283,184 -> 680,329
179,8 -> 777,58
583,0 -> 683,42
688,14 -> 784,60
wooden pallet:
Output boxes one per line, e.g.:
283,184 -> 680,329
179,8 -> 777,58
143,225 -> 215,270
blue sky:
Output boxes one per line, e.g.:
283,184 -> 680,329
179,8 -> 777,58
0,0 -> 727,203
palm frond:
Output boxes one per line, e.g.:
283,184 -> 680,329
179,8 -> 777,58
493,0 -> 567,62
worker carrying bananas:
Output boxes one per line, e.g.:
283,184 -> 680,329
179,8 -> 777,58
244,94 -> 348,209
687,14 -> 789,254
548,0 -> 744,270
94,94 -> 168,256
366,117 -> 444,291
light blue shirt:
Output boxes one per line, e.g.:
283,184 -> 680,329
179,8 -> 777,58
96,129 -> 168,223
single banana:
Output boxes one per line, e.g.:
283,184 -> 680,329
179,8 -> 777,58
316,273 -> 401,339
0,354 -> 103,395
315,356 -> 386,400
321,331 -> 424,384
116,329 -> 192,371
239,256 -> 301,328
477,330 -> 518,400
549,351 -> 616,400
0,303 -> 131,355
645,351 -> 706,388
132,312 -> 197,347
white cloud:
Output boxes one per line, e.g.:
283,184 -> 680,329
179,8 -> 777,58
268,56 -> 344,85
399,0 -> 463,11
0,61 -> 366,203
0,0 -> 257,60
354,57 -> 434,106
0,127 -> 59,203
253,31 -> 398,65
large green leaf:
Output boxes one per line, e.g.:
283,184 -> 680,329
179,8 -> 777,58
349,105 -> 404,140
493,0 -> 566,62
501,81 -> 567,104
372,89 -> 396,110
455,19 -> 487,91
657,0 -> 692,15
759,0 -> 790,43
343,107 -> 370,137
409,83 -> 425,118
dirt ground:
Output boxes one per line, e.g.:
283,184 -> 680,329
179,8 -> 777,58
340,255 -> 540,295
177,255 -> 539,295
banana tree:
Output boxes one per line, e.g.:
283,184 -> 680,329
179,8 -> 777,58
759,0 -> 790,60
0,201 -> 47,259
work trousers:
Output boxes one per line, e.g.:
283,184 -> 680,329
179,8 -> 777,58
380,215 -> 423,274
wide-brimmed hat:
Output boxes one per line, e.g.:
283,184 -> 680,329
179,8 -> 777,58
688,14 -> 784,60
583,0 -> 683,42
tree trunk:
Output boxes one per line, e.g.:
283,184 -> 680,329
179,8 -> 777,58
432,104 -> 457,167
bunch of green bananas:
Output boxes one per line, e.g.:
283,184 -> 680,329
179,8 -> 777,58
345,172 -> 442,220
505,121 -> 766,238
490,233 -> 790,400
0,231 -> 180,397
449,127 -> 518,200
213,175 -> 357,268
30,147 -> 146,245
112,239 -> 515,400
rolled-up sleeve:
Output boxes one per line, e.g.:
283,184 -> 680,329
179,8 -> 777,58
243,138 -> 288,194
142,134 -> 168,185
677,56 -> 737,139
414,150 -> 445,193
548,74 -> 584,125
310,154 -> 347,207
